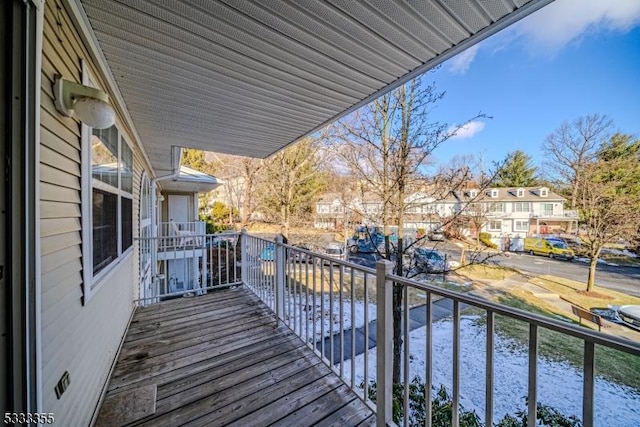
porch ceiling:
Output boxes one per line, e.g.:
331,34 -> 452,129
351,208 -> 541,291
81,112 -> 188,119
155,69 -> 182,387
77,0 -> 550,176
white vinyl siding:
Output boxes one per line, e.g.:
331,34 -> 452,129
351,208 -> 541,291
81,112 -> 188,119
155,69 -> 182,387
40,3 -> 150,425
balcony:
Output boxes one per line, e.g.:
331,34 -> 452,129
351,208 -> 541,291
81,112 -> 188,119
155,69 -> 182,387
530,210 -> 579,219
101,232 -> 640,426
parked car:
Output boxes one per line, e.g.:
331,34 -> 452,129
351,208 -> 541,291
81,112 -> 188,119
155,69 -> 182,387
323,243 -> 346,264
259,243 -> 275,261
524,237 -> 574,260
428,229 -> 445,241
289,244 -> 313,263
413,248 -> 448,273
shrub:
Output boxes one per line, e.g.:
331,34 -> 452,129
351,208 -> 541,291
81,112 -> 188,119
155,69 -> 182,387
364,379 -> 581,427
479,232 -> 498,249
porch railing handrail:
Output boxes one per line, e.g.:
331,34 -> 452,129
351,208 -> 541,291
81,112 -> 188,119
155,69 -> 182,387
386,272 -> 640,355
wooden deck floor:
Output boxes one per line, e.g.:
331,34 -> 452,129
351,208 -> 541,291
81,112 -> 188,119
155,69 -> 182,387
96,287 -> 375,426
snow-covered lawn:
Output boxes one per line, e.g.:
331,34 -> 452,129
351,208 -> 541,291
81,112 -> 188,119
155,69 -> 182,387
285,292 -> 377,341
343,316 -> 640,426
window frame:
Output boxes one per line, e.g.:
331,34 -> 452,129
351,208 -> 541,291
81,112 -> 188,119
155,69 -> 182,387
514,202 -> 530,213
514,220 -> 529,232
487,220 -> 502,232
81,62 -> 134,303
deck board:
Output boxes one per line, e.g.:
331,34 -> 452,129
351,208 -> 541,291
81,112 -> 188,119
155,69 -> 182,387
98,286 -> 374,426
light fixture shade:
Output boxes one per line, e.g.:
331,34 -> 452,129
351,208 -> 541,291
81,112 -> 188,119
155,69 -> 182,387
73,97 -> 116,129
53,76 -> 116,129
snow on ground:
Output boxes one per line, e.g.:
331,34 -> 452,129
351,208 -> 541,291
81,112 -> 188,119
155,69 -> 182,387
285,292 -> 376,341
343,316 -> 640,426
602,248 -> 638,258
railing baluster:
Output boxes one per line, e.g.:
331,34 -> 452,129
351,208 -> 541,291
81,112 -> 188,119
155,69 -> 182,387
583,341 -> 595,427
425,292 -> 432,427
486,310 -> 495,427
528,324 -> 538,427
305,257 -> 310,345
313,257 -> 317,350
453,300 -> 460,427
275,236 -> 285,326
403,284 -> 410,427
320,262 -> 325,360
363,271 -> 369,403
350,267 -> 356,389
339,264 -> 345,378
329,262 -> 334,367
299,252 -> 303,337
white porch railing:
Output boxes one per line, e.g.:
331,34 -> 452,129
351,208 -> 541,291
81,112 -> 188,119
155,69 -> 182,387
136,230 -> 241,305
240,233 -> 640,427
136,231 -> 640,426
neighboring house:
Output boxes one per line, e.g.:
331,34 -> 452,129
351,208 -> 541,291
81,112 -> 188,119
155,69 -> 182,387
453,187 -> 578,249
314,186 -> 577,244
3,0 -> 558,424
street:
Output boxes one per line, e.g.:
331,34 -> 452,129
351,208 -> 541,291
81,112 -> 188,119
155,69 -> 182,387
493,252 -> 640,297
345,240 -> 640,297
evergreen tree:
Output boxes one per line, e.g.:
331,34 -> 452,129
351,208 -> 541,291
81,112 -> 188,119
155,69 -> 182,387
256,138 -> 324,238
493,150 -> 538,187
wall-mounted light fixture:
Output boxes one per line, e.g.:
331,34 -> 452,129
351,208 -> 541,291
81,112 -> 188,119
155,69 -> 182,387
54,75 -> 116,129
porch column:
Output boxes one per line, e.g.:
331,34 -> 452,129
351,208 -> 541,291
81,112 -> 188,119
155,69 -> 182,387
376,260 -> 394,426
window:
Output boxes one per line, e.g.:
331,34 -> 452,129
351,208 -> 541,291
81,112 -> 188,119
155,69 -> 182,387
516,188 -> 525,197
468,189 -> 478,198
490,189 -> 499,198
488,202 -> 504,213
317,204 -> 330,214
514,220 -> 529,232
540,187 -> 549,197
541,203 -> 554,216
91,127 -> 134,277
488,220 -> 502,231
514,202 -> 530,213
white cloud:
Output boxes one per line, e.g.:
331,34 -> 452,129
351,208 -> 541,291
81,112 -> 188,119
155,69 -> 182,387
448,44 -> 480,74
449,121 -> 485,140
510,0 -> 640,53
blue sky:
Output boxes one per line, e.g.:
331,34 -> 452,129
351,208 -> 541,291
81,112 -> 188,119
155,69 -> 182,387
426,0 -> 640,168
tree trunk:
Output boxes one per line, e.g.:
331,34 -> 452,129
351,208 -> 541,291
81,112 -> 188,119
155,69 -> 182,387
392,237 -> 403,384
586,257 -> 597,292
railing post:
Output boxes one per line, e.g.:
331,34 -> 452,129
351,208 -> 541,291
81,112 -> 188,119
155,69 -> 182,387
376,259 -> 394,427
240,229 -> 248,286
275,235 -> 285,326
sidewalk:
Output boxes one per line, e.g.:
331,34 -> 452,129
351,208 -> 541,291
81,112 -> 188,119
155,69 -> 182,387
470,274 -> 640,342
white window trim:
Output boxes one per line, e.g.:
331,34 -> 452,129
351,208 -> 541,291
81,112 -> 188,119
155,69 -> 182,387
490,189 -> 499,198
487,220 -> 502,231
81,61 -> 134,303
514,220 -> 529,232
517,188 -> 525,197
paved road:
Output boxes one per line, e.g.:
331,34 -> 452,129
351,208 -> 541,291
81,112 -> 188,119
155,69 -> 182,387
493,252 -> 640,297
347,243 -> 640,297
316,299 -> 461,364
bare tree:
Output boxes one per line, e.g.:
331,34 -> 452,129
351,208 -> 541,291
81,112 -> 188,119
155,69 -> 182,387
333,75 -> 486,384
542,114 -> 613,209
210,154 -> 264,228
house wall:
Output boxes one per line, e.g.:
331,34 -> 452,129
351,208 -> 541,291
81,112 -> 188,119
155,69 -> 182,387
40,2 -> 150,424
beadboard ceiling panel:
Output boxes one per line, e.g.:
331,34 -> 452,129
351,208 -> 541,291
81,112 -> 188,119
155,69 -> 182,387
77,0 -> 551,176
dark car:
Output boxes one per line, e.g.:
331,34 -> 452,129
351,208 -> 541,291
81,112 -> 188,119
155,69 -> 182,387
413,248 -> 448,273
289,244 -> 313,263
